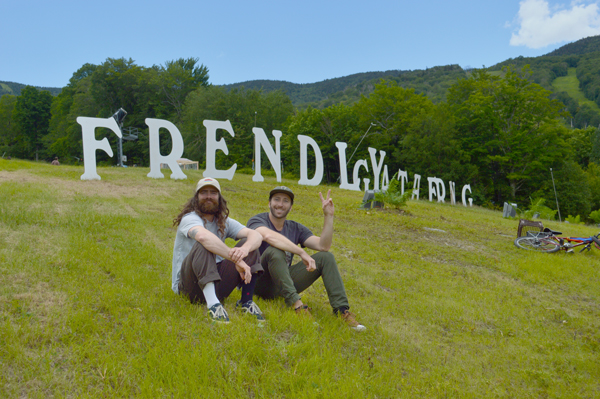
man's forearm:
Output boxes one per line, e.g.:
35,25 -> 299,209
189,226 -> 233,260
256,226 -> 306,256
319,215 -> 334,251
241,229 -> 262,252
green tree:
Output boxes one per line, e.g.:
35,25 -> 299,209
590,127 -> 600,164
586,162 -> 600,212
448,67 -> 569,204
283,104 -> 360,182
353,80 -> 434,174
42,58 -> 211,167
553,161 -> 592,219
566,126 -> 596,168
182,86 -> 293,169
0,95 -> 18,157
12,86 -> 53,160
90,58 -> 159,127
399,102 -> 476,186
155,58 -> 209,123
45,76 -> 100,164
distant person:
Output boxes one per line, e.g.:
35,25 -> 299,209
51,157 -> 60,165
247,186 -> 366,331
172,177 -> 264,323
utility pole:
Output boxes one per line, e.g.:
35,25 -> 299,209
550,168 -> 562,222
112,108 -> 127,167
253,111 -> 257,171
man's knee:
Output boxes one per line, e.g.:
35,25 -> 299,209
313,251 -> 337,270
189,241 -> 214,261
262,246 -> 287,266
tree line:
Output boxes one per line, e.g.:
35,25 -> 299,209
1,58 -> 600,223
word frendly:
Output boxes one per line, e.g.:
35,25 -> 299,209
77,117 -> 473,207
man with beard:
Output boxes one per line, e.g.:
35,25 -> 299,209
172,177 -> 264,323
247,186 -> 366,331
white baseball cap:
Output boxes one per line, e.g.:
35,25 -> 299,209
196,177 -> 221,193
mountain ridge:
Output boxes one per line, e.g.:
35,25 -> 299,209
3,35 -> 600,111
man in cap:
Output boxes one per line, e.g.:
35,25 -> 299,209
172,177 -> 264,323
247,186 -> 365,331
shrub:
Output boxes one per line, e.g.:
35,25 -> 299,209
371,173 -> 412,210
565,214 -> 585,225
588,209 -> 600,224
517,197 -> 557,220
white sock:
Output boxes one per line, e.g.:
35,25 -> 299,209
202,282 -> 220,308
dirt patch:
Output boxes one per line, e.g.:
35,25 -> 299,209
416,230 -> 479,253
1,273 -> 67,326
0,169 -> 176,199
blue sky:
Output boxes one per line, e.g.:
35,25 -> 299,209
2,0 -> 600,88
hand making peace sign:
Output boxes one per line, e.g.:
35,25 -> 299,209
319,189 -> 334,217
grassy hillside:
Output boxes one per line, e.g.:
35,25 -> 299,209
1,160 -> 600,397
552,67 -> 600,111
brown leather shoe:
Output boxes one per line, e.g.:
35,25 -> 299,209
340,310 -> 366,331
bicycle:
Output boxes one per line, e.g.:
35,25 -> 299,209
514,228 -> 600,253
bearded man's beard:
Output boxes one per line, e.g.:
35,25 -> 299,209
199,198 -> 219,214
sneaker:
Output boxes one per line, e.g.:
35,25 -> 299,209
236,300 -> 265,322
208,303 -> 230,324
340,310 -> 366,331
295,304 -> 312,317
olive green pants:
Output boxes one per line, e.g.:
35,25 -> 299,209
254,246 -> 350,311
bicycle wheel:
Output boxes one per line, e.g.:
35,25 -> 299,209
514,236 -> 561,253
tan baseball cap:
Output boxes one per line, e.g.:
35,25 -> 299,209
196,177 -> 221,193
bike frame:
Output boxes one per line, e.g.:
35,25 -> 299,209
526,231 -> 600,253
557,235 -> 600,252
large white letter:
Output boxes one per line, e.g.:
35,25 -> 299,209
462,184 -> 473,207
381,165 -> 390,191
252,128 -> 282,182
411,174 -> 421,200
146,118 -> 187,180
203,120 -> 237,180
78,116 -> 121,180
398,169 -> 409,195
449,181 -> 456,205
427,177 -> 446,203
336,142 -> 352,190
368,148 -> 386,191
428,177 -> 437,202
353,160 -> 370,192
336,142 -> 369,191
297,135 -> 323,186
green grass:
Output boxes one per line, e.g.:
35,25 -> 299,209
552,67 -> 600,111
1,159 -> 599,398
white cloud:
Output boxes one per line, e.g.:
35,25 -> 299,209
510,0 -> 600,48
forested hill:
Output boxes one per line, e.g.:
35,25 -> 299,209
221,35 -> 600,114
0,81 -> 61,97
545,35 -> 600,57
4,35 -> 600,116
221,65 -> 467,108
486,35 -> 600,128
